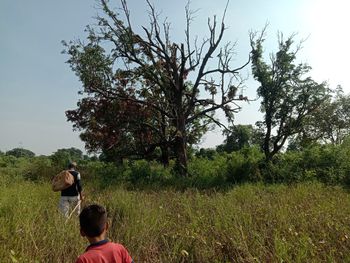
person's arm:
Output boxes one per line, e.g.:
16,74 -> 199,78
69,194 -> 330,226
75,256 -> 86,263
121,245 -> 133,263
76,172 -> 83,200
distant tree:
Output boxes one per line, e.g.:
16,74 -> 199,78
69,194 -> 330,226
6,148 -> 35,158
250,32 -> 330,161
88,155 -> 99,161
195,148 -> 217,160
50,147 -> 83,167
286,135 -> 315,151
308,86 -> 350,145
288,86 -> 350,149
64,0 -> 251,176
217,124 -> 264,153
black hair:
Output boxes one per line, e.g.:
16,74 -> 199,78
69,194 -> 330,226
79,204 -> 107,237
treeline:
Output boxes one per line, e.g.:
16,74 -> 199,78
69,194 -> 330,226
2,84 -> 350,187
2,140 -> 350,189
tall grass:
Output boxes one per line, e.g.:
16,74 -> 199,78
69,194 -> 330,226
1,178 -> 350,262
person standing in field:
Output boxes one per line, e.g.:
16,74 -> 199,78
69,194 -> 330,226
76,204 -> 133,263
59,161 -> 83,217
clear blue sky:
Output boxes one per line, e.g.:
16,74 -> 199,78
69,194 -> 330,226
1,0 -> 349,155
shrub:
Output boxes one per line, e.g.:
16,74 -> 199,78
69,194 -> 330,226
226,146 -> 263,183
23,156 -> 55,182
188,154 -> 227,188
128,160 -> 171,184
91,162 -> 128,188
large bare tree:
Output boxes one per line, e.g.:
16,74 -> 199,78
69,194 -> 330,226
64,0 -> 251,176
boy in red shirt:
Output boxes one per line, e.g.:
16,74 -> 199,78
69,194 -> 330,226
76,204 -> 134,263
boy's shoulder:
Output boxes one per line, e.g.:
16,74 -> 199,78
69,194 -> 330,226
76,241 -> 133,263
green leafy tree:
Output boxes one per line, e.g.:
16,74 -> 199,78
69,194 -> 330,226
288,86 -> 350,150
195,148 -> 217,160
217,124 -> 264,153
308,86 -> 350,144
67,91 -> 166,164
50,147 -> 83,167
64,0 -> 250,176
250,32 -> 330,161
6,148 -> 35,158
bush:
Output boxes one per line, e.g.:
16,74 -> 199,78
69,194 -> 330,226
4,142 -> 350,188
0,155 -> 31,183
88,161 -> 128,188
266,142 -> 350,185
128,160 -> 172,185
268,151 -> 306,183
23,156 -> 55,182
226,146 -> 263,183
188,154 -> 227,188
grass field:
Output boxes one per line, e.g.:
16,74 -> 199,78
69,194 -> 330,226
1,178 -> 350,262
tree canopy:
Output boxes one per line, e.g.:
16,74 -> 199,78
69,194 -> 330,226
50,147 -> 83,167
6,148 -> 35,158
216,124 -> 263,153
289,86 -> 350,149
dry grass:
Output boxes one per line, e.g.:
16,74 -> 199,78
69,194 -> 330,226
1,180 -> 350,262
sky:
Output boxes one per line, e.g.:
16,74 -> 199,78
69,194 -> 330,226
1,0 -> 349,155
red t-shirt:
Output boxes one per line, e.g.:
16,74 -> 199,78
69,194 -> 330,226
76,240 -> 133,263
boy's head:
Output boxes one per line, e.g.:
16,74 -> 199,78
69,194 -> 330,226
79,204 -> 108,238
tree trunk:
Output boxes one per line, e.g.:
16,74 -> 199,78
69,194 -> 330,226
160,144 -> 170,167
263,110 -> 272,162
174,134 -> 188,176
159,114 -> 170,167
114,156 -> 123,165
263,134 -> 272,162
174,117 -> 188,177
264,150 -> 272,162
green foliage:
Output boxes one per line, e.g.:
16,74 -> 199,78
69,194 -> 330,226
195,148 -> 217,160
0,154 -> 17,168
128,160 -> 172,185
5,140 -> 350,187
226,146 -> 264,183
217,125 -> 264,153
89,161 -> 128,188
187,154 -> 227,188
263,141 -> 350,184
23,156 -> 55,182
293,86 -> 350,147
250,32 -> 330,161
302,143 -> 350,184
0,155 -> 28,186
188,147 -> 264,187
129,160 -> 152,184
6,148 -> 35,158
50,147 -> 83,168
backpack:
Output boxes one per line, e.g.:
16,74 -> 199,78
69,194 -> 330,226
52,170 -> 74,192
